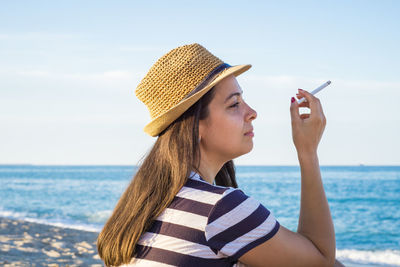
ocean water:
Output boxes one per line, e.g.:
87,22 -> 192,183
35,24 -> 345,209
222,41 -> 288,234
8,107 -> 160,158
0,165 -> 399,266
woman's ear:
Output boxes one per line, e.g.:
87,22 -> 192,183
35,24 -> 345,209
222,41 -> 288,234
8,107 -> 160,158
198,119 -> 206,143
199,112 -> 212,144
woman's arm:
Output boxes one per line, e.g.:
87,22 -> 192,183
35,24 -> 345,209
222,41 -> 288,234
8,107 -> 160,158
295,89 -> 335,264
239,89 -> 335,266
297,152 -> 335,264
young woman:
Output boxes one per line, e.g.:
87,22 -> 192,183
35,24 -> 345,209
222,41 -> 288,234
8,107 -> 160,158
97,43 -> 340,266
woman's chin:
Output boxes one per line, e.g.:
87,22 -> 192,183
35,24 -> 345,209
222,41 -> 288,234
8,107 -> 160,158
236,144 -> 254,158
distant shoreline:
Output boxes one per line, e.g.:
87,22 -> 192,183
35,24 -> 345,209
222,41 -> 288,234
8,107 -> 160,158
1,164 -> 400,167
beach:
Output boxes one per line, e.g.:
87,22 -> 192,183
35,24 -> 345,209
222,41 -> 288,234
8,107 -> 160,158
1,165 -> 399,266
0,216 -> 103,266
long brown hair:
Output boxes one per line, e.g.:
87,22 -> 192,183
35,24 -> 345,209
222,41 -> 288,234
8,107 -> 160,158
97,87 -> 238,266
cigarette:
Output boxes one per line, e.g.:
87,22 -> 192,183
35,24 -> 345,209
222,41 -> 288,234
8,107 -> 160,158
297,80 -> 331,104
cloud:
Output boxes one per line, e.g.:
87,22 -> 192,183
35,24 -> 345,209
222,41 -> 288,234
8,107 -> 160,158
16,70 -> 51,77
0,32 -> 79,40
58,70 -> 136,82
0,68 -> 144,89
14,69 -> 140,81
118,45 -> 166,53
334,78 -> 400,94
245,74 -> 400,94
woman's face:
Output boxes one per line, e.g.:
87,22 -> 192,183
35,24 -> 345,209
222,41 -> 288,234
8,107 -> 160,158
199,74 -> 257,163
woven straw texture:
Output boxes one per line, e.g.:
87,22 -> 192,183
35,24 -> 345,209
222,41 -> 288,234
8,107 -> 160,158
135,43 -> 224,120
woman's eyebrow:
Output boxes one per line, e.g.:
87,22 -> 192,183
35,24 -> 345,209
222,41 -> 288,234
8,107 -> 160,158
224,89 -> 243,103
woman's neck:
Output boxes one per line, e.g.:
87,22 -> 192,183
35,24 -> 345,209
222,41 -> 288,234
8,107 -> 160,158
196,154 -> 225,184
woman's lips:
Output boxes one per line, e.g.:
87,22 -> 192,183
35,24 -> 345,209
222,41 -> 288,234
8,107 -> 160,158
244,131 -> 254,137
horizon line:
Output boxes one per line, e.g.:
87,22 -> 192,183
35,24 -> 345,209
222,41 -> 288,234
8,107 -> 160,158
1,164 -> 399,167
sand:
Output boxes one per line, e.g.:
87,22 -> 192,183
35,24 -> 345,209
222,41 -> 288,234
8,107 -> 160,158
0,217 -> 103,266
0,216 -> 356,266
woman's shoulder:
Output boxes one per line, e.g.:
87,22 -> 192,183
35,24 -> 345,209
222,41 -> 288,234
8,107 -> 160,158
204,184 -> 279,262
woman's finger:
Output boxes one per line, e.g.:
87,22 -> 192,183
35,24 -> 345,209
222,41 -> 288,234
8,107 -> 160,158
297,99 -> 310,108
300,113 -> 310,120
298,89 -> 322,114
290,97 -> 301,123
296,92 -> 310,108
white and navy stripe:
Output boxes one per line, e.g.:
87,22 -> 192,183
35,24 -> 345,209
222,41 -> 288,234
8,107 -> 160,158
124,171 -> 279,266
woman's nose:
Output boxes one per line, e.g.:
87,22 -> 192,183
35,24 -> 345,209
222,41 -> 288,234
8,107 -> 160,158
246,104 -> 257,121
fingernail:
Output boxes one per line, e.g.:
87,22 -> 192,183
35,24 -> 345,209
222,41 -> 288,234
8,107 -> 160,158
291,97 -> 295,103
299,88 -> 304,91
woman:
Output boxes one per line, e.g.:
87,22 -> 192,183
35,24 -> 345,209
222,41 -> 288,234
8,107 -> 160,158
97,43 -> 339,266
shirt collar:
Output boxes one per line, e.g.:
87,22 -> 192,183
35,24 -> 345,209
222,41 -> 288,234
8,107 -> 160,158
189,170 -> 206,182
189,170 -> 216,185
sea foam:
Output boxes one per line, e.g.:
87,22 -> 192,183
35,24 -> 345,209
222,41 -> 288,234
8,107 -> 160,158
337,249 -> 400,266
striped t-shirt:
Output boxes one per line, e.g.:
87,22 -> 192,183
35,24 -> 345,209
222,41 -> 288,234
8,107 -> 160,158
123,171 -> 280,267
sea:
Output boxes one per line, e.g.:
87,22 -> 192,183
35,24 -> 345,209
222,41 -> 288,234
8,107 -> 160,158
0,165 -> 399,266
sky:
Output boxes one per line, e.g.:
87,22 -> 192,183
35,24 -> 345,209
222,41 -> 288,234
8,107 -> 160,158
1,0 -> 399,165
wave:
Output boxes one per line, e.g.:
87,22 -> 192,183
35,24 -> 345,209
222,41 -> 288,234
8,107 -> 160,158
84,209 -> 112,224
337,249 -> 400,266
22,217 -> 102,232
0,209 -> 102,232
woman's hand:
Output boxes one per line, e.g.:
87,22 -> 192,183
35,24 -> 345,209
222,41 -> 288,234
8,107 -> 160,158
290,88 -> 326,156
238,89 -> 335,267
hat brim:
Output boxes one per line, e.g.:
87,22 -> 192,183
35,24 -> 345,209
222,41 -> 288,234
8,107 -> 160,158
144,64 -> 252,137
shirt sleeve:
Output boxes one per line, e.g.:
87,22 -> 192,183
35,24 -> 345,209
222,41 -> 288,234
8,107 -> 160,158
204,188 -> 280,261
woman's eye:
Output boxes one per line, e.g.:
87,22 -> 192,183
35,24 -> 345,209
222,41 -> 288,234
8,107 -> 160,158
229,102 -> 240,108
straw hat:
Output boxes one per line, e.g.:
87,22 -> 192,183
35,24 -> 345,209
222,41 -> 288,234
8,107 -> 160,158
135,43 -> 251,137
